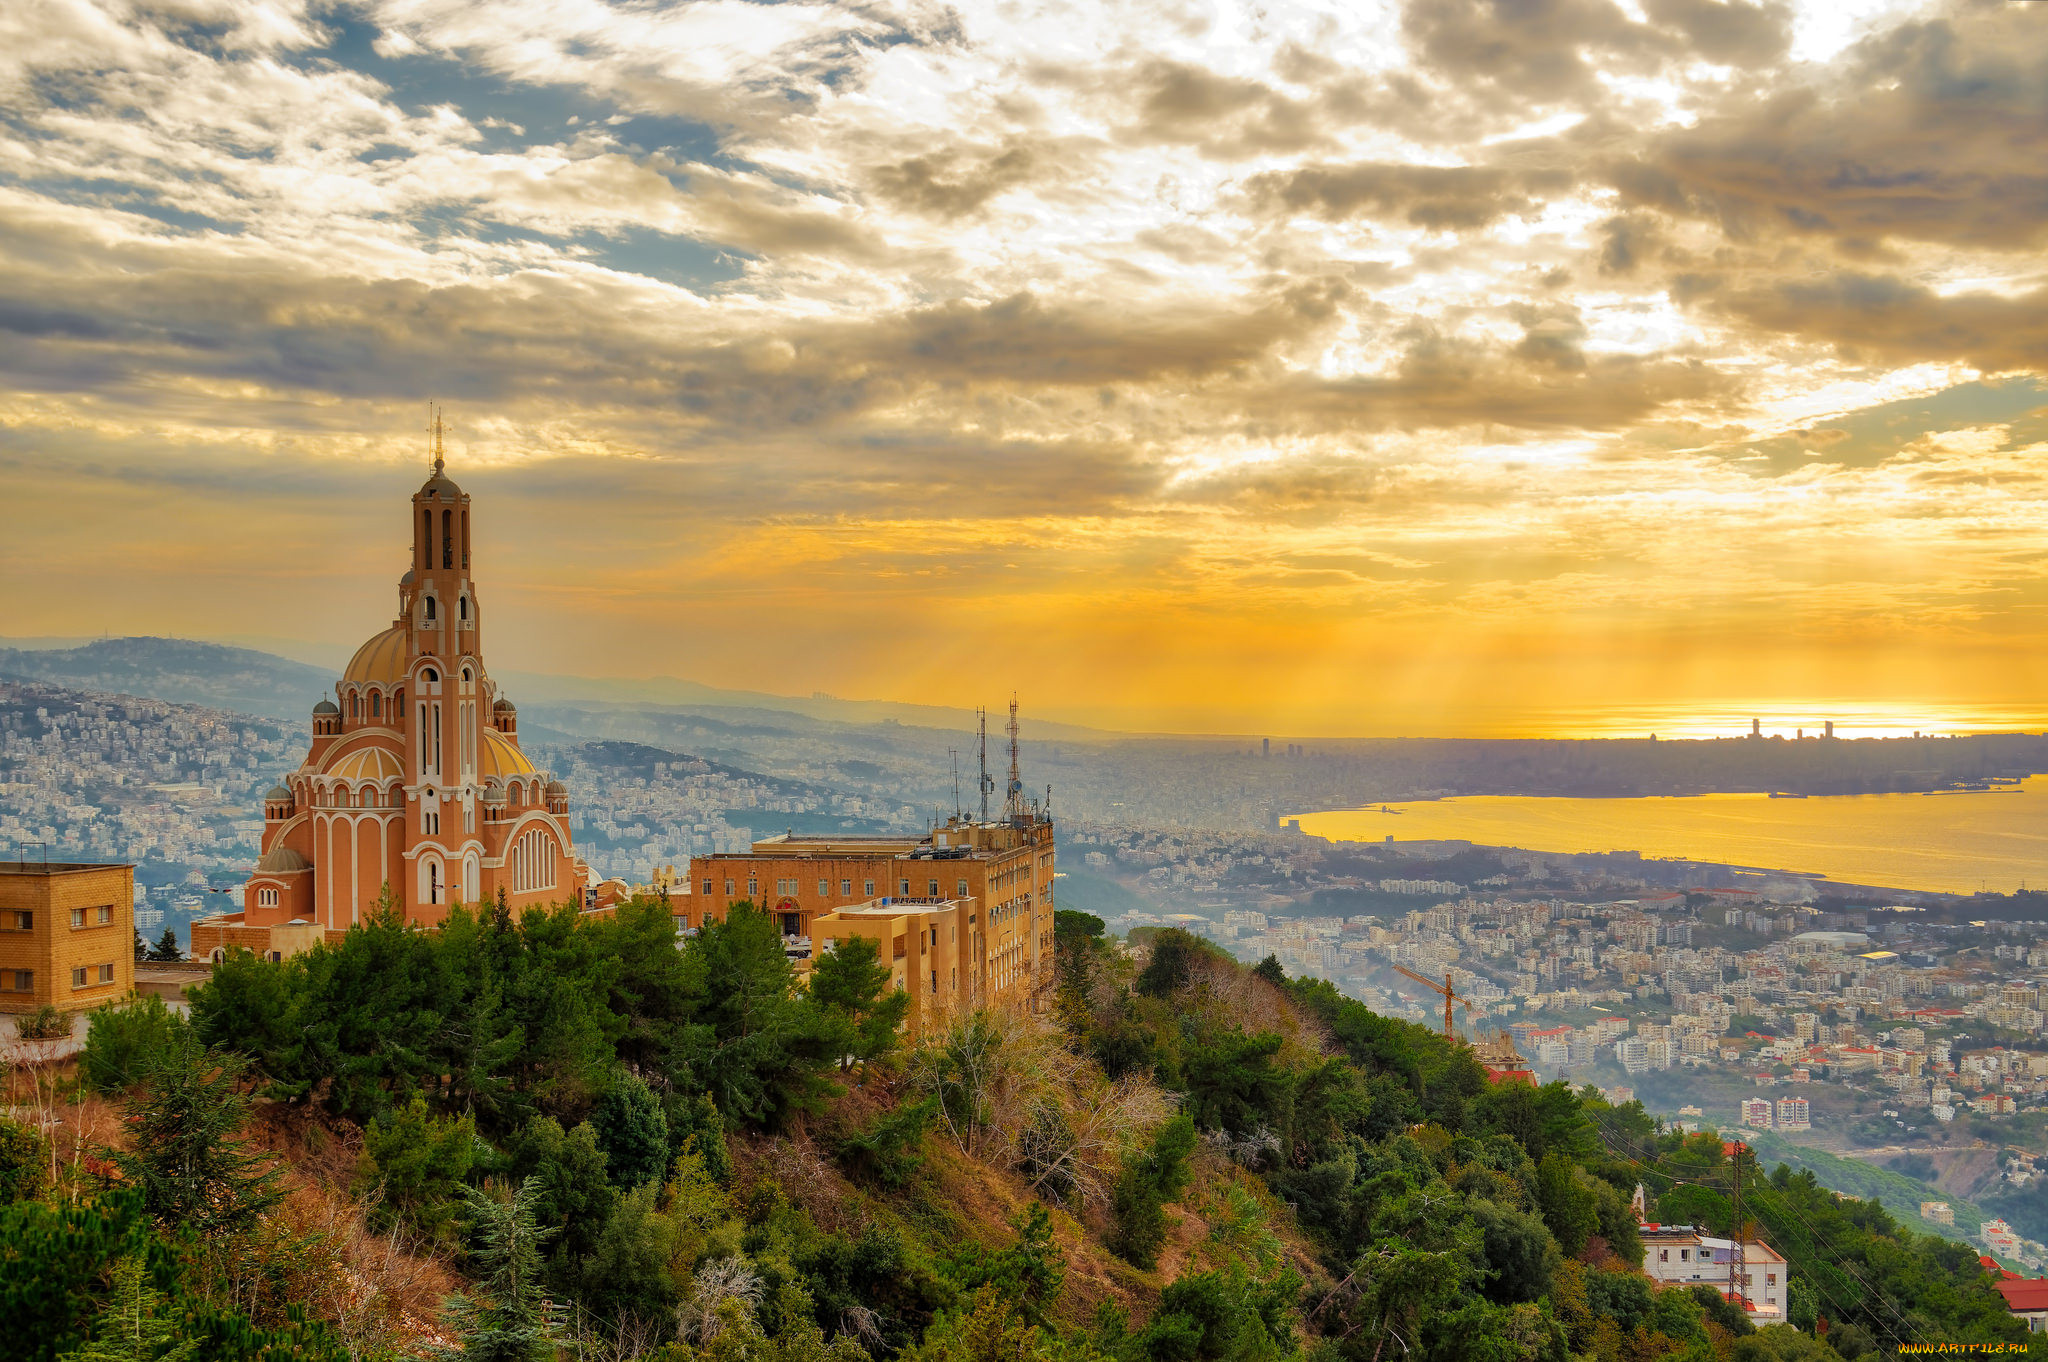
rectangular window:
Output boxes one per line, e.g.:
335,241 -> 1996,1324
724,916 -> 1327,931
9,970 -> 29,991
927,878 -> 939,897
70,908 -> 85,928
746,880 -> 758,898
10,911 -> 28,930
98,964 -> 114,983
97,905 -> 111,925
1659,1251 -> 1667,1262
725,879 -> 735,896
899,878 -> 910,896
864,880 -> 875,897
703,879 -> 714,895
1766,1274 -> 1776,1287
71,966 -> 87,988
930,970 -> 937,994
817,879 -> 829,896
841,879 -> 852,895
957,878 -> 969,897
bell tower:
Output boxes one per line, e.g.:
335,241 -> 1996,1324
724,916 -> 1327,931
405,405 -> 480,667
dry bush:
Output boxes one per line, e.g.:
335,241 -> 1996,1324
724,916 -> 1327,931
752,1133 -> 858,1232
907,1003 -> 1169,1210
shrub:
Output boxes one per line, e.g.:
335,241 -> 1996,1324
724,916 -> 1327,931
16,1004 -> 71,1041
0,1116 -> 50,1204
1108,1114 -> 1196,1270
79,992 -> 191,1094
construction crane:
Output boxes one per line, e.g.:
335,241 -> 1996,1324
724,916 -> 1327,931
1392,964 -> 1478,1041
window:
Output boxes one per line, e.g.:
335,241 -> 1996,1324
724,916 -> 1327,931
97,905 -> 110,925
98,964 -> 114,983
1766,1274 -> 1776,1287
372,692 -> 382,718
898,878 -> 910,896
8,911 -> 27,930
841,878 -> 852,895
703,878 -> 713,895
460,597 -> 469,622
258,887 -> 278,908
817,879 -> 829,896
673,913 -> 690,932
864,880 -> 875,897
957,878 -> 969,897
724,879 -> 735,896
1679,1250 -> 1690,1262
71,966 -> 86,988
746,879 -> 758,898
425,596 -> 436,621
70,908 -> 85,928
6,970 -> 29,991
930,970 -> 937,994
512,829 -> 558,893
927,878 -> 939,897
930,927 -> 938,947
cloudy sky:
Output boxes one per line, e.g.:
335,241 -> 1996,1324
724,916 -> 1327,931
2,0 -> 2045,735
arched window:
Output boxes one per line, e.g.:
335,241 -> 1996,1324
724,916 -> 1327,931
442,509 -> 453,568
425,596 -> 436,622
423,668 -> 438,684
371,692 -> 382,718
460,596 -> 469,622
422,508 -> 432,567
350,692 -> 360,718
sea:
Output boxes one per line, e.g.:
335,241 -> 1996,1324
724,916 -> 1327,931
1297,776 -> 2048,896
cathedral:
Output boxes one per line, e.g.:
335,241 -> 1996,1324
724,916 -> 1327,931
194,433 -> 587,960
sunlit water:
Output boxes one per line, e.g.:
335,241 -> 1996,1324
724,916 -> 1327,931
1297,778 -> 2048,896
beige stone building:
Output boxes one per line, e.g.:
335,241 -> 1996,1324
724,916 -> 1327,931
0,860 -> 135,1014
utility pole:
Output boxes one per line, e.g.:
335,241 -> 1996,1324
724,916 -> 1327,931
1729,1145 -> 1747,1309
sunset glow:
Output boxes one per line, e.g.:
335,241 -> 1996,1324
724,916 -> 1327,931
3,0 -> 2045,734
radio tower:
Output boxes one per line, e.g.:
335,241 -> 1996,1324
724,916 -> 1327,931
977,708 -> 991,823
1004,694 -> 1024,819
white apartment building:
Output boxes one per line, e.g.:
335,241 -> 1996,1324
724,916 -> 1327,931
1642,1227 -> 1789,1324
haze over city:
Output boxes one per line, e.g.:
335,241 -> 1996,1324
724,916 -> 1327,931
3,0 -> 2045,734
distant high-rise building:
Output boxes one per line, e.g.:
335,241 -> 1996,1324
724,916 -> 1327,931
1774,1096 -> 1810,1130
1741,1098 -> 1775,1129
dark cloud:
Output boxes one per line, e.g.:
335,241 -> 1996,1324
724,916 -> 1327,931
1246,160 -> 1574,230
869,140 -> 1051,218
1695,271 -> 2048,374
1615,8 -> 2048,250
1639,0 -> 1791,65
1117,58 -> 1327,157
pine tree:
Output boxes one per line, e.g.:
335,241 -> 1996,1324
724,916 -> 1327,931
810,935 -> 909,1071
436,1177 -> 564,1362
147,929 -> 181,962
56,1252 -> 199,1362
110,1028 -> 283,1238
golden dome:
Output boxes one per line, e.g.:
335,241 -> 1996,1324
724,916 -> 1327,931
479,728 -> 537,780
344,625 -> 410,685
325,744 -> 404,783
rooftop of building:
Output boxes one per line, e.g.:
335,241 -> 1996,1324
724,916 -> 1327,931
820,895 -> 971,918
1,858 -> 135,876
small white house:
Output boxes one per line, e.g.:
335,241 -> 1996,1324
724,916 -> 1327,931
1642,1225 -> 1789,1324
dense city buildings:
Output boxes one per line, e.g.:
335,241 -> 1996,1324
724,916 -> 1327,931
194,438 -> 585,960
0,859 -> 133,1014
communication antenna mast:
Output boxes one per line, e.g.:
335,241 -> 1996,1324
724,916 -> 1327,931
977,708 -> 990,823
1004,694 -> 1023,819
949,748 -> 962,820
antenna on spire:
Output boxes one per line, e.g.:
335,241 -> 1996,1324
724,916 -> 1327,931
949,748 -> 961,820
430,402 -> 446,475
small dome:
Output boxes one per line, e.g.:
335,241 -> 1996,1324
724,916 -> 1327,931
493,697 -> 516,712
482,787 -> 508,805
400,569 -> 416,586
419,470 -> 465,500
312,699 -> 339,715
264,784 -> 291,803
544,779 -> 567,796
255,845 -> 311,874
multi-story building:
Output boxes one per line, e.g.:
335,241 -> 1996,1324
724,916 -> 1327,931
196,433 -> 586,961
1922,1201 -> 1955,1227
809,891 -> 1045,1032
685,805 -> 1056,1007
1774,1096 -> 1810,1130
1642,1227 -> 1789,1323
0,860 -> 134,1014
1741,1098 -> 1775,1129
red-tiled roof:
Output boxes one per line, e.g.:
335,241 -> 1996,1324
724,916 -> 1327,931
1994,1278 -> 2048,1312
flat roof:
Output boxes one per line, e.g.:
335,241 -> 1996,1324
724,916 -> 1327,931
0,859 -> 135,876
820,896 -> 970,918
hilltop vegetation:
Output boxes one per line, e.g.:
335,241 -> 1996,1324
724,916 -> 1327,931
0,907 -> 2028,1362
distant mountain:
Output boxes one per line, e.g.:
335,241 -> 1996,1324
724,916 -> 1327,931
0,637 -> 336,722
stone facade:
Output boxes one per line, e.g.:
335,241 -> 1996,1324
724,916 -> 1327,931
0,861 -> 135,1014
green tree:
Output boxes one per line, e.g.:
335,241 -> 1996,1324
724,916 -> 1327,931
669,903 -> 838,1126
506,1116 -> 616,1300
1135,930 -> 1208,998
590,1073 -> 670,1189
437,1177 -> 564,1362
109,1029 -> 283,1238
355,1098 -> 479,1247
147,929 -> 182,963
839,1096 -> 937,1188
80,993 -> 192,1094
947,1203 -> 1066,1327
1108,1115 -> 1197,1270
810,935 -> 910,1071
55,1252 -> 199,1362
1533,1152 -> 1598,1258
0,1114 -> 51,1204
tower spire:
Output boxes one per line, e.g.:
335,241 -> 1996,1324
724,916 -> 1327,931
430,402 -> 446,475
